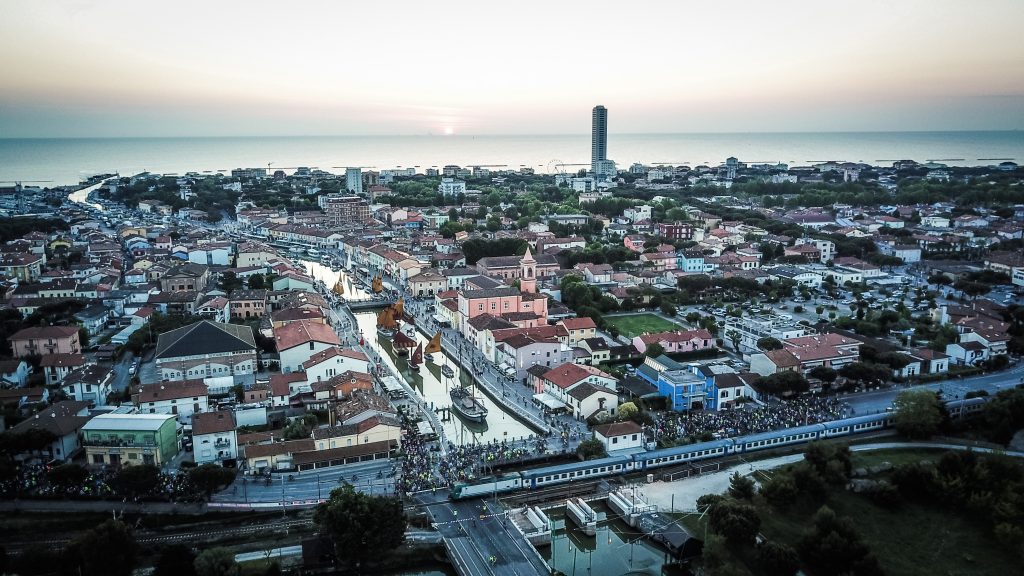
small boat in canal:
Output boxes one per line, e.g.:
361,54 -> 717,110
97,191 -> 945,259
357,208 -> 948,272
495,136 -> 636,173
449,386 -> 488,423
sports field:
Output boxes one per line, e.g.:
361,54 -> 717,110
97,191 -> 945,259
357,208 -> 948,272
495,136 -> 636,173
604,313 -> 682,338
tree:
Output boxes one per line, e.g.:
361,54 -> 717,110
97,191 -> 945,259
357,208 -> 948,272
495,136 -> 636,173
660,301 -> 677,317
727,472 -> 755,500
47,463 -> 88,490
576,438 -> 608,460
154,544 -> 197,576
757,337 -> 784,351
314,484 -> 407,568
839,362 -> 888,385
708,498 -> 761,546
892,389 -> 944,439
758,541 -> 800,576
66,520 -> 139,576
194,547 -> 238,576
618,402 -> 640,422
645,343 -> 665,358
218,271 -> 243,294
247,273 -> 266,289
757,371 -> 810,397
189,464 -> 237,499
111,464 -> 161,498
798,506 -> 881,576
726,330 -> 741,352
808,366 -> 837,385
760,471 -> 799,509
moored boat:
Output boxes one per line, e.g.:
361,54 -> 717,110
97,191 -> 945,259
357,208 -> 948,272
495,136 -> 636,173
449,386 -> 488,423
441,364 -> 455,379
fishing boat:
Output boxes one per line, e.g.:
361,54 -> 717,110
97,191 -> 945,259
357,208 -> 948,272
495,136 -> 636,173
392,330 -> 416,357
376,307 -> 398,338
409,343 -> 423,371
307,248 -> 320,258
424,332 -> 442,363
441,364 -> 455,379
449,386 -> 488,423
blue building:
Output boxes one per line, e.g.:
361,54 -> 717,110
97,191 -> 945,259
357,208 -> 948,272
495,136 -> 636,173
637,355 -> 707,412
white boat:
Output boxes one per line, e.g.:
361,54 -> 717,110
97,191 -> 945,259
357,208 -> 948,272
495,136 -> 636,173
307,248 -> 320,258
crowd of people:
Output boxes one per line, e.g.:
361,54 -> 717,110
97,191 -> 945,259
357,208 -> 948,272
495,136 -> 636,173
392,423 -> 559,496
0,461 -> 205,502
650,396 -> 850,445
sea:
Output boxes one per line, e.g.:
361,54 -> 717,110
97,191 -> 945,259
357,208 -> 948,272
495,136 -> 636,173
1,131 -> 1022,186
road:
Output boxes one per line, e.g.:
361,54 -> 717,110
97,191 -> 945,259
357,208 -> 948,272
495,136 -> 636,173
212,459 -> 396,504
422,492 -> 548,576
845,361 -> 1024,415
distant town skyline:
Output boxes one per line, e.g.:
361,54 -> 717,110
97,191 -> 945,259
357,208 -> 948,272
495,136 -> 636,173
1,0 -> 1023,138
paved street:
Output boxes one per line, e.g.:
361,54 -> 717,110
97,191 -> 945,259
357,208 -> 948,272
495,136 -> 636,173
212,459 -> 396,504
845,362 -> 1024,415
423,492 -> 548,576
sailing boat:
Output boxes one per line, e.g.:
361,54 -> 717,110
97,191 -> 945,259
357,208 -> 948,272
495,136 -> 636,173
332,279 -> 345,296
424,331 -> 442,363
450,385 -> 487,423
376,307 -> 398,338
371,275 -> 384,294
409,343 -> 423,371
392,330 -> 416,357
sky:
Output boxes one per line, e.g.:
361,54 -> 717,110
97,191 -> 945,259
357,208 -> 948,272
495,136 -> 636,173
1,0 -> 1023,137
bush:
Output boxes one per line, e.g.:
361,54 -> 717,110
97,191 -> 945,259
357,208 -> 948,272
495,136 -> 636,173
758,541 -> 801,576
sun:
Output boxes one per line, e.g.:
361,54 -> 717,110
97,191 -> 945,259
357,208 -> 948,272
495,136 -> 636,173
443,126 -> 454,135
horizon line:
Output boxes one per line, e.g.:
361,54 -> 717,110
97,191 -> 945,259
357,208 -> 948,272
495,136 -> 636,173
1,128 -> 1022,140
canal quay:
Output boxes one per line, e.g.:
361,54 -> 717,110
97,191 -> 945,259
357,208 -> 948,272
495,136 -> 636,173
541,502 -> 691,576
301,260 -> 537,446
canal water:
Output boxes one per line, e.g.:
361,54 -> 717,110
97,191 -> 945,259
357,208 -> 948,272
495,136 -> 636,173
354,310 -> 535,445
301,260 -> 536,446
67,180 -> 107,211
541,503 -> 690,576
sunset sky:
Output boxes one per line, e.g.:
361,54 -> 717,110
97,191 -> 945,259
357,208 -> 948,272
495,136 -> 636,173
2,0 -> 1022,137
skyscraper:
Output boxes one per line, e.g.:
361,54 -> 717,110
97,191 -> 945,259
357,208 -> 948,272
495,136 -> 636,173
591,105 -> 607,176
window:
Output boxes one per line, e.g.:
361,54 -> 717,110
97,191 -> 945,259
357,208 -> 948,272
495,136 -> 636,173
310,342 -> 315,350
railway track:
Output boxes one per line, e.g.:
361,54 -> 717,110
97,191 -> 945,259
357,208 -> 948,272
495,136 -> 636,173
5,517 -> 314,553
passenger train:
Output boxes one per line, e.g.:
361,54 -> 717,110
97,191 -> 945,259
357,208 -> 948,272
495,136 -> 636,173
449,397 -> 987,500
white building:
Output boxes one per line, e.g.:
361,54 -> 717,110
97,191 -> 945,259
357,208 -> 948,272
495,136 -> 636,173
794,238 -> 836,263
438,177 -> 467,196
138,380 -> 210,424
345,167 -> 362,195
192,410 -> 238,465
592,421 -> 644,452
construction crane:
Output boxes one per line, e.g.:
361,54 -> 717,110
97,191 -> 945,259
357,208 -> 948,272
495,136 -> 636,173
0,180 -> 53,184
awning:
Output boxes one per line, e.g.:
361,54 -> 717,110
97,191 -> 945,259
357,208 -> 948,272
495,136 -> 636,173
416,421 -> 435,436
533,393 -> 566,410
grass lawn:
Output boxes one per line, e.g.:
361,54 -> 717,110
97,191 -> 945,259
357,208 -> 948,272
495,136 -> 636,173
605,313 -> 682,338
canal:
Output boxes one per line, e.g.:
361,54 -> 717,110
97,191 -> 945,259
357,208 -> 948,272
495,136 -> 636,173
541,503 -> 689,576
67,179 -> 108,211
300,260 -> 536,446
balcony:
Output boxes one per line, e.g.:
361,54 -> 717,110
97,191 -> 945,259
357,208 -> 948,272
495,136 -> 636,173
85,439 -> 157,448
